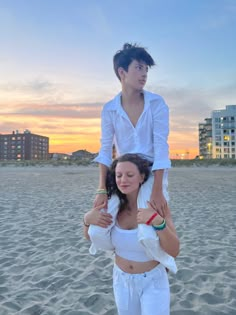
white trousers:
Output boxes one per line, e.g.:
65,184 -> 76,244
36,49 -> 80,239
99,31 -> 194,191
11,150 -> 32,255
113,264 -> 170,315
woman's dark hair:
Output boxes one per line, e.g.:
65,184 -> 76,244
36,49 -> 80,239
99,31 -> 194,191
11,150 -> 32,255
106,153 -> 150,212
113,43 -> 155,80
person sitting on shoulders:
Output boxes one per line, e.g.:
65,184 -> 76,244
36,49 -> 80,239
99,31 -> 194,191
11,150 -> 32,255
94,43 -> 171,217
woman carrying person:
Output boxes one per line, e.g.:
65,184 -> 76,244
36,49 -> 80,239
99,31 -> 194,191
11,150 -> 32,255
83,153 -> 179,315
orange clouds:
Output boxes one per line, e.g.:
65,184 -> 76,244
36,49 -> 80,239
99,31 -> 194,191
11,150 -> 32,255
0,103 -> 102,154
0,111 -> 199,157
0,97 -> 200,157
169,129 -> 199,159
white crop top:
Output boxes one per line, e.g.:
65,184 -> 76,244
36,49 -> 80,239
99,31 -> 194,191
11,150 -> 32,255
111,225 -> 151,262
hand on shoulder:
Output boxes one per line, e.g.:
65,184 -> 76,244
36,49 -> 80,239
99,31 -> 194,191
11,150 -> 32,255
84,203 -> 113,228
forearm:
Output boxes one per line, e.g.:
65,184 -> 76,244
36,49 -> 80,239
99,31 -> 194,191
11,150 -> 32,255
83,213 -> 90,240
152,169 -> 164,194
98,163 -> 108,189
152,99 -> 171,170
83,225 -> 90,240
152,215 -> 179,257
158,227 -> 180,257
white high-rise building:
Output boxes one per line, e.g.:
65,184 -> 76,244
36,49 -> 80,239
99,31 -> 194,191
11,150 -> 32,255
212,105 -> 236,159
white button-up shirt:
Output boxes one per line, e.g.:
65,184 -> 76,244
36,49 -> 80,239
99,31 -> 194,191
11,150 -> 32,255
94,90 -> 171,171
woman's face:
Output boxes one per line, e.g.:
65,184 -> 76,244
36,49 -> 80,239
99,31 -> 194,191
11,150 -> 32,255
115,161 -> 144,196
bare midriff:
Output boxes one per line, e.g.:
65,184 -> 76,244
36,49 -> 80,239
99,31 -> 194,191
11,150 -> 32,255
115,254 -> 159,274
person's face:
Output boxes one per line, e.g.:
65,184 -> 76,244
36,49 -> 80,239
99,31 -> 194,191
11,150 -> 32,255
115,161 -> 144,196
119,60 -> 148,90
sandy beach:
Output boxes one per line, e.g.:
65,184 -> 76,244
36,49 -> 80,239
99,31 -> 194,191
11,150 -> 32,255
0,165 -> 235,315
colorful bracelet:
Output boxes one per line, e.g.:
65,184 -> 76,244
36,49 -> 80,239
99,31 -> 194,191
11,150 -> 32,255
152,219 -> 166,231
96,189 -> 107,195
146,212 -> 158,225
83,217 -> 90,227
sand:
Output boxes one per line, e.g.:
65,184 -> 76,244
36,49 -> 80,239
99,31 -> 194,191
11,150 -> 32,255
0,165 -> 235,315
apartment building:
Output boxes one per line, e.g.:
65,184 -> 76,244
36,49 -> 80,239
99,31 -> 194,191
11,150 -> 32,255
199,105 -> 236,159
198,118 -> 212,158
212,105 -> 236,159
0,130 -> 49,161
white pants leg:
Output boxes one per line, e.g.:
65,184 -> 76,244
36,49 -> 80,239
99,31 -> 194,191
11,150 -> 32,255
113,264 -> 170,315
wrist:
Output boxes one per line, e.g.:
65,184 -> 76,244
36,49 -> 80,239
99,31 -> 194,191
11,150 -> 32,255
146,211 -> 158,225
83,213 -> 90,227
98,185 -> 106,189
152,218 -> 166,231
152,189 -> 163,196
96,188 -> 107,195
152,215 -> 164,226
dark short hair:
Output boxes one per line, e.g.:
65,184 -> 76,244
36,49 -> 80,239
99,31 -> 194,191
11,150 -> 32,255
113,43 -> 155,80
106,153 -> 150,212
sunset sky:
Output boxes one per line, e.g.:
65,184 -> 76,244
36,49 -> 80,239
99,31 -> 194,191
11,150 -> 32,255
0,0 -> 236,158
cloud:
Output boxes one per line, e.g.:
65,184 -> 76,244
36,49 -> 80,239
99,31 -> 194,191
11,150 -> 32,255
148,85 -> 210,133
1,75 -> 235,155
0,78 -> 56,93
0,75 -> 117,107
0,102 -> 103,119
26,79 -> 55,93
149,83 -> 236,133
0,78 -> 64,108
146,82 -> 236,154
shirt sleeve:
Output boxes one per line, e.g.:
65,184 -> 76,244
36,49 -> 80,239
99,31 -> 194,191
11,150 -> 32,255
93,107 -> 114,167
151,98 -> 171,171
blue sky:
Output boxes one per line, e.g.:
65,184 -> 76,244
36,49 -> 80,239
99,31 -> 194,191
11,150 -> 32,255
0,0 -> 236,156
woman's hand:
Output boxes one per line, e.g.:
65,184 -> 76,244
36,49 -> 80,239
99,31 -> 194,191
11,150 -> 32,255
84,202 -> 113,228
149,191 -> 167,218
137,202 -> 164,225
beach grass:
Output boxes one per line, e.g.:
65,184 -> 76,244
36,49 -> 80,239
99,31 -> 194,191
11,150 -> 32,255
1,158 -> 236,168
